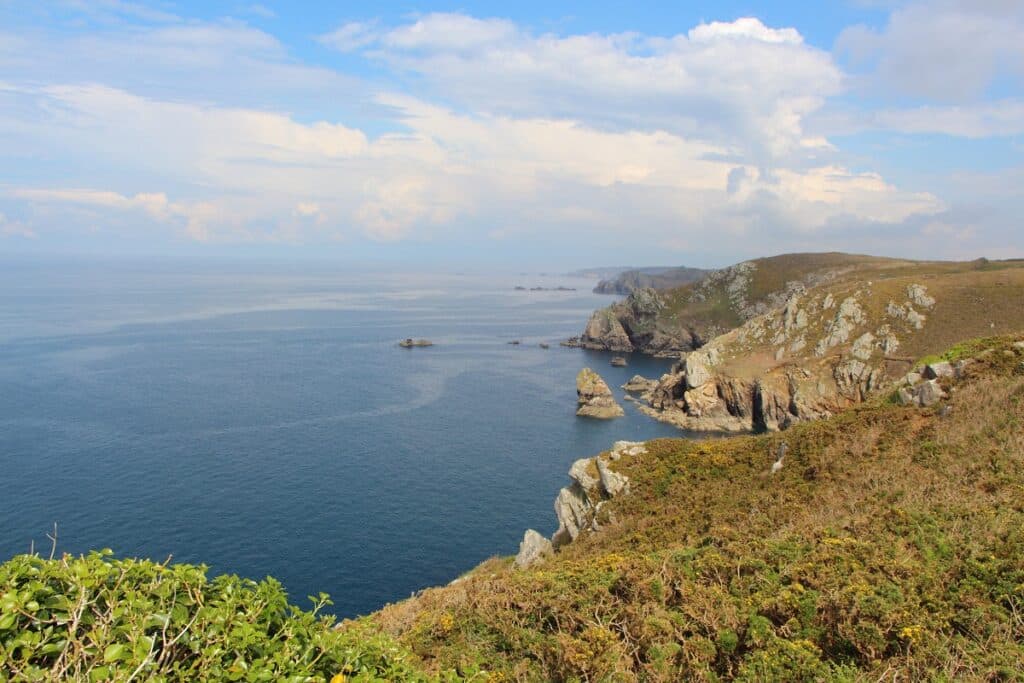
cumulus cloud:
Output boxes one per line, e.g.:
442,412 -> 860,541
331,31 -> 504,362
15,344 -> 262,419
0,8 -> 1013,261
330,14 -> 841,165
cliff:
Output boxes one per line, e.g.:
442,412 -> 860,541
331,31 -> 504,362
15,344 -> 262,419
577,252 -> 921,355
631,259 -> 1024,432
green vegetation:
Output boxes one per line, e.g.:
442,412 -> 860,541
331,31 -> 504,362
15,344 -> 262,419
0,552 -> 431,682
3,336 -> 1023,681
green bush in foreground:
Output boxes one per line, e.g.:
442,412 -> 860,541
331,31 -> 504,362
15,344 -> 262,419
0,550 -> 432,682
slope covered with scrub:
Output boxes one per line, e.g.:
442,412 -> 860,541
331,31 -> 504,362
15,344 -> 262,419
635,256 -> 1024,432
575,252 -> 1023,358
365,336 -> 1024,681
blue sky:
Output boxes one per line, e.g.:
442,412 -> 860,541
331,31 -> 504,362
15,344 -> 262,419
0,0 -> 1021,268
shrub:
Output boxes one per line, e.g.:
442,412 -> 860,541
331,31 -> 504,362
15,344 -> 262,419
0,550 -> 432,682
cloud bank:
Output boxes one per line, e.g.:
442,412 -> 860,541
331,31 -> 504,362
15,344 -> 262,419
0,3 -> 1020,263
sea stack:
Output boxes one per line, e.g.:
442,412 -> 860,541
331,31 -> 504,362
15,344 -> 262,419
575,368 -> 625,419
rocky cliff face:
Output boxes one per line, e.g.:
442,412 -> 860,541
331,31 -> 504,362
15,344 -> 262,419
577,288 -> 701,356
575,254 -> 875,356
514,440 -> 646,568
634,283 -> 942,432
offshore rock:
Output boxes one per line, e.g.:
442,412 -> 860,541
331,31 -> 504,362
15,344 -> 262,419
622,375 -> 657,393
576,368 -> 624,419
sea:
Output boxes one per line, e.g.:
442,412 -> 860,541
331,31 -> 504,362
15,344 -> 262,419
0,260 -> 690,618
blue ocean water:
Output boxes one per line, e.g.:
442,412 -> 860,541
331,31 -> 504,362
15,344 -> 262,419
0,261 -> 689,617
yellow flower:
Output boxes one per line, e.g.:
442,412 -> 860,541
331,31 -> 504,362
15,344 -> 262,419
330,674 -> 347,683
899,625 -> 924,645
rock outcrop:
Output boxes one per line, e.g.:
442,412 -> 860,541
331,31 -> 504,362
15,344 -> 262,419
510,441 -> 649,567
576,368 -> 624,419
514,529 -> 553,569
622,375 -> 657,393
550,441 -> 646,548
637,282 -> 947,432
575,288 -> 701,357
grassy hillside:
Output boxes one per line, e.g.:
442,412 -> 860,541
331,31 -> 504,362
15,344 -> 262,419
651,253 -> 1023,347
365,336 -> 1024,681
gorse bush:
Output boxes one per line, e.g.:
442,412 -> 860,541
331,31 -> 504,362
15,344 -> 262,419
0,551 -> 431,682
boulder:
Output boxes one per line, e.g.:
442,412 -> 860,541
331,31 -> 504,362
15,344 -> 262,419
514,529 -> 553,569
576,368 -> 625,419
923,361 -> 954,379
914,379 -> 947,407
622,375 -> 657,393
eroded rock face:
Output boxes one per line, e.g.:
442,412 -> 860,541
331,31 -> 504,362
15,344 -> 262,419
578,288 -> 699,356
815,297 -> 865,356
596,459 -> 629,497
576,368 -> 625,419
684,348 -> 719,389
514,529 -> 553,569
581,310 -> 632,353
548,441 -> 647,549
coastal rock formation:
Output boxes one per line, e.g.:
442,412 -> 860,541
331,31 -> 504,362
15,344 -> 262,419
576,368 -> 624,419
622,375 -> 657,393
549,441 -> 647,549
574,254 -> 893,357
576,288 -> 699,356
514,529 -> 553,569
637,282 -> 950,432
398,338 -> 433,348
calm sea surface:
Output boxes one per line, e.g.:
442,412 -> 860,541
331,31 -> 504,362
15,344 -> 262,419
0,261 -> 689,617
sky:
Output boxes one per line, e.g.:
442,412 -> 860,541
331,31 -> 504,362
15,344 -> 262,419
0,0 -> 1022,269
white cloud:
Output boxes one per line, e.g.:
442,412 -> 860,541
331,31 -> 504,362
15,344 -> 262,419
1,83 -> 944,249
0,10 -> 1006,260
329,14 -> 841,164
836,1 -> 1024,102
823,100 -> 1024,138
688,17 -> 802,44
319,21 -> 378,52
